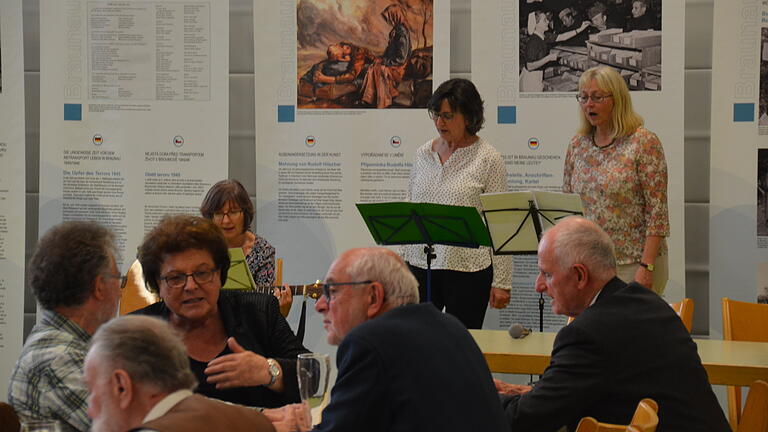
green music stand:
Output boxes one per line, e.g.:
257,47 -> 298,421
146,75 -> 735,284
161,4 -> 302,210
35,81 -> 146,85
356,202 -> 491,302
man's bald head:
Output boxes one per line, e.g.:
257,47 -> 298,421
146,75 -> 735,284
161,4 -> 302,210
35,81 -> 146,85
541,217 -> 616,279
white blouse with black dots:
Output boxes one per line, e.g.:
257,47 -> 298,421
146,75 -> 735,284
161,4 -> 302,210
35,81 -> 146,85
401,137 -> 513,290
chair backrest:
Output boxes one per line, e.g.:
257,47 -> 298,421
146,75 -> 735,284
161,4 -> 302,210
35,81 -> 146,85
629,398 -> 659,432
119,259 -> 159,315
275,257 -> 283,287
722,298 -> 768,342
736,380 -> 768,432
668,298 -> 694,333
722,298 -> 768,429
0,402 -> 20,432
574,398 -> 659,432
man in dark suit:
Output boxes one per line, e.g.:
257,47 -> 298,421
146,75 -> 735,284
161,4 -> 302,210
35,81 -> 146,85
267,247 -> 510,432
499,217 -> 730,432
84,315 -> 275,432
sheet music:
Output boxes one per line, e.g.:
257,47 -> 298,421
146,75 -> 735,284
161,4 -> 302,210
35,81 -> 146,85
479,191 -> 584,254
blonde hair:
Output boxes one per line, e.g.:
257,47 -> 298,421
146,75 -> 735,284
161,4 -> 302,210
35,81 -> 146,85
576,66 -> 643,139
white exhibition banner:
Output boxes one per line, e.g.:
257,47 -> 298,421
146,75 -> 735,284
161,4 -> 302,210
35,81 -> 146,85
472,0 -> 685,331
709,0 -> 768,337
39,1 -> 229,271
254,0 -> 449,352
0,0 -> 25,394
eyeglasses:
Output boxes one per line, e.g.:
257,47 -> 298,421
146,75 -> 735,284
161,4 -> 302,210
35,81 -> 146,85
428,111 -> 456,121
103,273 -> 128,289
321,280 -> 373,302
213,209 -> 243,222
576,94 -> 613,104
160,269 -> 218,289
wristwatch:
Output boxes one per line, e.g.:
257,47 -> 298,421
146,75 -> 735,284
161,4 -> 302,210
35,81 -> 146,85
266,358 -> 280,386
639,262 -> 655,272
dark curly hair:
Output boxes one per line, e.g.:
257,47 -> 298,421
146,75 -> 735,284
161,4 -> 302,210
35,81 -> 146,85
427,78 -> 485,136
29,221 -> 116,310
199,179 -> 254,234
138,215 -> 230,294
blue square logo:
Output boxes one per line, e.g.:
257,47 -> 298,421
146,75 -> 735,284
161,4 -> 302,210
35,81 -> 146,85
277,105 -> 295,123
733,103 -> 754,122
498,106 -> 516,124
64,104 -> 82,121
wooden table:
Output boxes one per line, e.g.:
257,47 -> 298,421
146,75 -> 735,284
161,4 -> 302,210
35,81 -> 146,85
470,329 -> 768,387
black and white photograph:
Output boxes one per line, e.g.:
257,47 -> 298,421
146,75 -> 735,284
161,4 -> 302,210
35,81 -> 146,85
758,149 -> 768,236
518,0 -> 662,93
758,28 -> 768,131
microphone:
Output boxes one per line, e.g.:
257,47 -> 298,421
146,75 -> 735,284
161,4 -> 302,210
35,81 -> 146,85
508,323 -> 532,339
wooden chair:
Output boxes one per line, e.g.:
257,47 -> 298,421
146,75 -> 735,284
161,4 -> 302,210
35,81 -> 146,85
722,298 -> 768,429
736,380 -> 768,432
575,398 -> 659,432
0,402 -> 20,432
119,259 -> 159,315
668,298 -> 694,333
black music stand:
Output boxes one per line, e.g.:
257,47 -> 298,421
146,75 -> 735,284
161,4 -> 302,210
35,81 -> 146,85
479,191 -> 584,331
356,202 -> 491,302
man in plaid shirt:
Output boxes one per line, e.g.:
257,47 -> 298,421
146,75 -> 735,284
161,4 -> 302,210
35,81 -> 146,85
7,221 -> 123,431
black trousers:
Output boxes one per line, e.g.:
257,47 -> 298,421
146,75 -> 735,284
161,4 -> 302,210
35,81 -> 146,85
407,264 -> 493,329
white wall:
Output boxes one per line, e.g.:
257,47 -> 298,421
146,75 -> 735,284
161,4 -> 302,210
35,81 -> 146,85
20,0 -> 715,335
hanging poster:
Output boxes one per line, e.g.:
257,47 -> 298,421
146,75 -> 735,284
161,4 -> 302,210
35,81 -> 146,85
255,0 -> 449,352
472,0 -> 685,332
0,0 -> 26,394
710,0 -> 768,336
39,1 -> 228,271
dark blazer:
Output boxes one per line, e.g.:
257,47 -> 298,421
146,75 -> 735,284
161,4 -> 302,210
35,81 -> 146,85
501,278 -> 730,432
131,393 -> 276,432
316,303 -> 510,432
133,290 -> 310,408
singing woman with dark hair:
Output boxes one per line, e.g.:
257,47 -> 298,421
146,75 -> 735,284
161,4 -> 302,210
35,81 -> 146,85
402,78 -> 513,329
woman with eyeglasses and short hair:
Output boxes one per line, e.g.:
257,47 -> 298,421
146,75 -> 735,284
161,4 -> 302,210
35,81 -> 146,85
133,214 -> 310,408
200,179 -> 292,316
402,78 -> 513,330
564,66 -> 669,294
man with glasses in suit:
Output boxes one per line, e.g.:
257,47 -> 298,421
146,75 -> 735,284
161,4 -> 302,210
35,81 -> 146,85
267,247 -> 510,432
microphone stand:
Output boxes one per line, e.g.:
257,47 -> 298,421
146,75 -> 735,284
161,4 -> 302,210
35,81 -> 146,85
538,293 -> 544,332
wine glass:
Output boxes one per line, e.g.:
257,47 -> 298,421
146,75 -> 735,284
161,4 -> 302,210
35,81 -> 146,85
296,353 -> 331,426
20,420 -> 62,432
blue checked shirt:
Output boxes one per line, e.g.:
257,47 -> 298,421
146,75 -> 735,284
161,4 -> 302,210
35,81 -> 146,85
7,310 -> 91,432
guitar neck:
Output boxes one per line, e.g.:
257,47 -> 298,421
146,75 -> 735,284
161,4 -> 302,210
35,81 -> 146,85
254,283 -> 323,299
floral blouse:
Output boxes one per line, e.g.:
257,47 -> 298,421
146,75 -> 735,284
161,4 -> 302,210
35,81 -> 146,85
563,127 -> 669,264
246,233 -> 276,287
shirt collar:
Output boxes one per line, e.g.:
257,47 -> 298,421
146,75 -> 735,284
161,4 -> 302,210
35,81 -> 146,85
41,309 -> 92,342
142,389 -> 193,423
587,287 -> 603,308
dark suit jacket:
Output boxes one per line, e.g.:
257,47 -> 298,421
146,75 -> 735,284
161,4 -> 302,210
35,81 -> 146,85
501,278 -> 730,432
315,303 -> 509,432
131,393 -> 275,432
133,291 -> 309,407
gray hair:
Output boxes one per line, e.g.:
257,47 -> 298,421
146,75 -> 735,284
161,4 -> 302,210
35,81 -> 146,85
550,217 -> 616,277
345,248 -> 419,307
89,315 -> 197,392
29,221 -> 117,310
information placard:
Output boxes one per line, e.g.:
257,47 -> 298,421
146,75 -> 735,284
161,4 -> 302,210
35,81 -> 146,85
472,0 -> 685,331
254,0 -> 450,352
40,1 -> 229,272
0,0 -> 26,393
